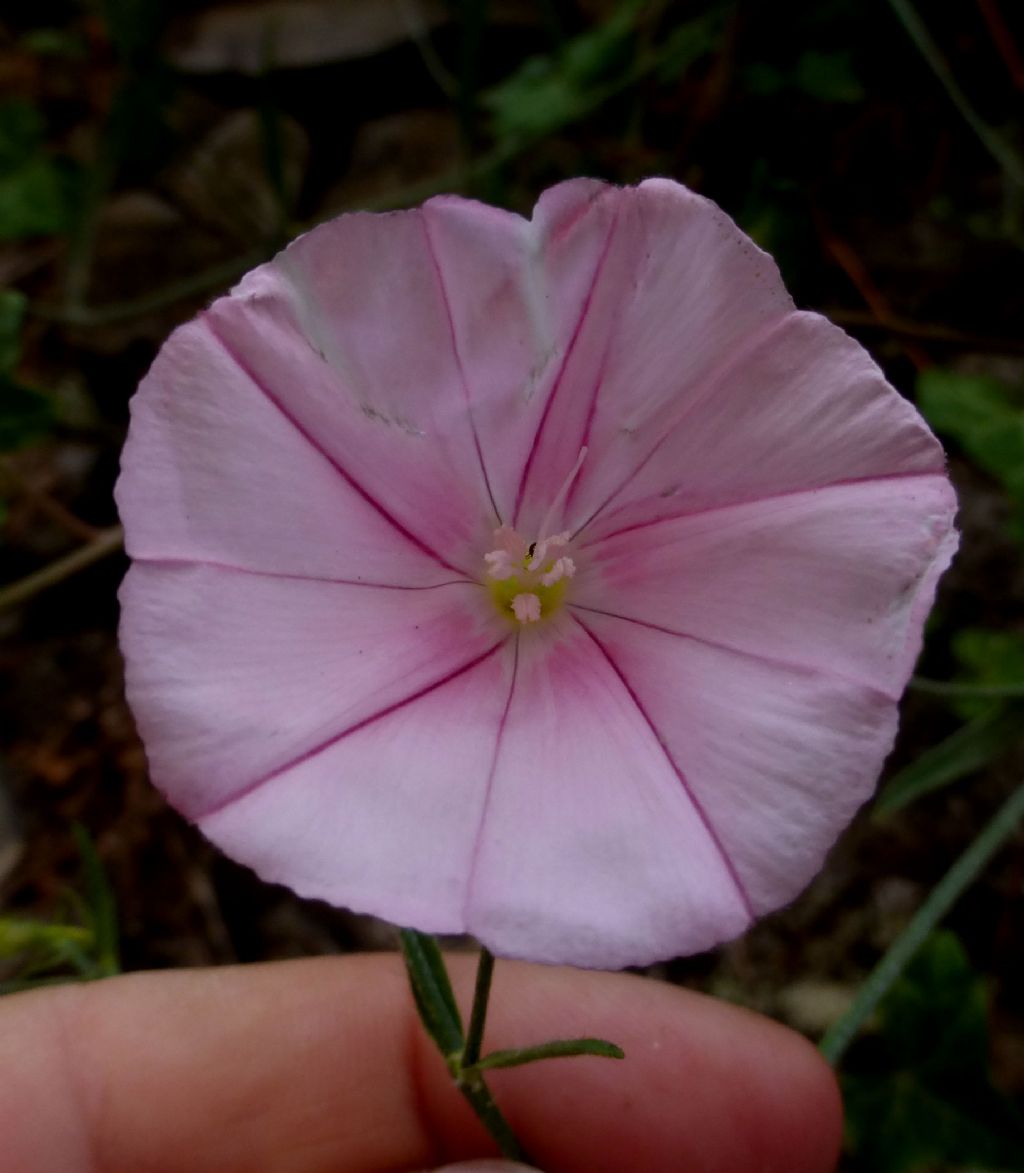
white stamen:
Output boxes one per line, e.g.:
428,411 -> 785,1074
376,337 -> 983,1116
511,593 -> 542,623
484,550 -> 515,578
484,525 -> 530,578
527,531 -> 569,571
540,556 -> 575,587
483,459 -> 585,622
535,446 -> 588,544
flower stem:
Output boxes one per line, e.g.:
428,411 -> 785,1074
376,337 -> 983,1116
455,948 -> 529,1162
455,1073 -> 529,1162
399,932 -> 530,1162
463,945 -> 495,1068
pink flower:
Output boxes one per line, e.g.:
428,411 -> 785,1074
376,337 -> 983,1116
116,178 -> 957,969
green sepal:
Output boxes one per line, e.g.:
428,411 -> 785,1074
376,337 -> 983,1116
398,929 -> 464,1057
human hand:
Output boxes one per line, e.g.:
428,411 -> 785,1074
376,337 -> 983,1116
0,953 -> 840,1172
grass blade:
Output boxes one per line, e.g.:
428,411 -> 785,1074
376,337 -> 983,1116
821,781 -> 1024,1066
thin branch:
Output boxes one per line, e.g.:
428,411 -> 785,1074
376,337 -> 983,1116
0,460 -> 101,542
887,0 -> 1024,189
977,0 -> 1024,91
824,306 -> 1024,356
0,526 -> 124,611
28,145 -> 521,329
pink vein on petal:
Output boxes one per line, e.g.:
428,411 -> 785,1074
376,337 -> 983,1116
577,470 -> 945,551
570,312 -> 797,540
511,208 -> 621,528
132,553 -> 474,591
571,612 -> 756,920
201,315 -> 465,576
561,322 -> 617,522
462,632 -> 520,919
192,637 -> 510,821
420,208 -> 502,524
569,603 -> 898,704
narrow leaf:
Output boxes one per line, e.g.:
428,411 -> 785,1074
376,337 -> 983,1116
821,781 -> 1024,1066
911,676 -> 1024,700
398,929 -> 464,1056
476,1037 -> 625,1071
876,704 -> 1024,814
72,824 -> 120,977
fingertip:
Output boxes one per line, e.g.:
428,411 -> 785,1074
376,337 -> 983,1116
421,962 -> 844,1173
429,1163 -> 538,1172
746,1027 -> 843,1173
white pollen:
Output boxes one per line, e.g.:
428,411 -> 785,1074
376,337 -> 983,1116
511,593 -> 542,623
540,556 -> 575,587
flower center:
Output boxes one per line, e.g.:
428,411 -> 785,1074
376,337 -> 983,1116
484,526 -> 576,624
483,448 -> 587,625
480,527 -> 572,628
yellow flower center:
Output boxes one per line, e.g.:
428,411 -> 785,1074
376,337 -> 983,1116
484,530 -> 575,625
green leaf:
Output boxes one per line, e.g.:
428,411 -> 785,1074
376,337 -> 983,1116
0,100 -> 78,240
0,157 -> 77,240
794,50 -> 864,103
0,918 -> 94,958
98,0 -> 167,64
72,825 -> 120,977
842,933 -> 1024,1173
0,288 -> 27,373
1,288 -> 54,450
19,28 -> 89,58
653,13 -> 721,83
876,704 -> 1024,814
0,100 -> 45,169
475,1037 -> 624,1071
483,4 -> 638,142
917,369 -> 1024,525
951,628 -> 1024,718
482,3 -> 721,143
398,929 -> 464,1057
0,380 -> 53,450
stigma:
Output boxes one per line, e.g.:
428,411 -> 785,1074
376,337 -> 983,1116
484,524 -> 576,623
483,449 -> 586,625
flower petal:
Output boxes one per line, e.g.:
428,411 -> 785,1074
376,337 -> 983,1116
571,610 -> 897,917
465,619 -> 750,968
120,563 -> 504,818
207,184 -> 650,552
197,641 -> 516,934
116,318 -> 457,583
418,183 -> 613,527
576,310 -> 947,538
203,206 -> 538,568
575,475 -> 956,698
512,179 -> 799,534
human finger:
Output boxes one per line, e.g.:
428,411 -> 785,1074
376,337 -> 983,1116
0,952 -> 840,1173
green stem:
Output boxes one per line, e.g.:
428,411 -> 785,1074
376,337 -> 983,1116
399,934 -> 530,1162
886,0 -> 1024,190
456,1075 -> 529,1162
910,675 -> 1024,699
456,948 -> 530,1161
820,779 -> 1024,1066
464,946 -> 495,1068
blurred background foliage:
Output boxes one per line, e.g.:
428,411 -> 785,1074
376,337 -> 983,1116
1,2 -> 1022,1168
